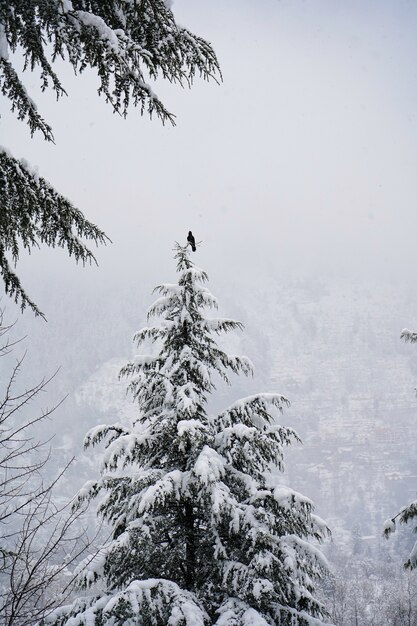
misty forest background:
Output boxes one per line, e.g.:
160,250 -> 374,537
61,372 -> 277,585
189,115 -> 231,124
3,0 -> 417,624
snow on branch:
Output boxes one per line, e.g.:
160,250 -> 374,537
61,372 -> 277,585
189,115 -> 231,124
74,548 -> 108,588
138,469 -> 185,514
214,352 -> 254,379
177,419 -> 208,451
202,318 -> 244,335
273,486 -> 313,511
282,535 -> 330,571
217,393 -> 292,430
384,499 -> 417,568
193,445 -> 227,486
2,1 -> 221,130
195,288 -> 218,309
130,325 -> 168,347
180,266 -> 209,285
215,598 -> 272,626
401,328 -> 417,343
148,294 -> 177,319
214,423 -> 294,477
46,579 -> 209,626
84,423 -> 130,449
101,430 -> 153,471
383,517 -> 396,539
271,603 -> 333,626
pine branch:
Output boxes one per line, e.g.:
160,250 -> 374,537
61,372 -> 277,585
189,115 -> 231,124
0,149 -> 110,317
0,2 -> 221,316
0,1 -> 221,132
401,328 -> 417,343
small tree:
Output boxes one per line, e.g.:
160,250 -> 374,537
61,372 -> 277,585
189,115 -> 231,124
48,244 -> 330,625
0,1 -> 220,316
0,312 -> 90,625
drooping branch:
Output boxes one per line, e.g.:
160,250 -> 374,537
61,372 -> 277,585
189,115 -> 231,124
0,149 -> 110,317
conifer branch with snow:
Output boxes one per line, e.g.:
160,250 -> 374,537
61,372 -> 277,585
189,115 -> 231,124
47,244 -> 331,625
384,327 -> 417,570
0,2 -> 220,316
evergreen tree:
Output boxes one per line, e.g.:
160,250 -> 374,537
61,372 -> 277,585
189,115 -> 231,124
0,1 -> 220,316
47,244 -> 330,626
384,328 -> 417,569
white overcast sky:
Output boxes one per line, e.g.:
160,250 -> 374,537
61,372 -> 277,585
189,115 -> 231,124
3,0 -> 417,300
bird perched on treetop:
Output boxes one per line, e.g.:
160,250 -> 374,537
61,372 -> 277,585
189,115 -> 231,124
187,231 -> 196,252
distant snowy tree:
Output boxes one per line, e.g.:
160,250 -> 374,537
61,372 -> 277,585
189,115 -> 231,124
384,328 -> 417,570
0,1 -> 220,316
322,558 -> 417,626
47,244 -> 330,626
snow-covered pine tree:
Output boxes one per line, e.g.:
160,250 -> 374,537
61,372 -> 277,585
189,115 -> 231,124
0,1 -> 220,316
384,328 -> 417,568
48,244 -> 330,626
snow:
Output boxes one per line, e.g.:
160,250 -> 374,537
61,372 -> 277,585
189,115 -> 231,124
273,605 -> 334,626
102,579 -> 208,626
75,11 -> 121,52
252,578 -> 274,599
197,361 -> 211,387
194,445 -> 226,485
310,513 -> 330,535
13,156 -> 39,182
177,419 -> 205,437
138,470 -> 184,513
383,518 -> 396,534
219,392 -> 289,429
215,598 -> 272,626
273,485 -> 313,510
75,548 -> 107,585
101,432 -> 142,470
282,534 -> 330,571
401,328 -> 417,343
215,423 -> 258,456
177,382 -> 198,414
76,479 -> 96,502
47,580 -> 208,626
133,354 -> 156,366
0,144 -> 12,157
84,422 -> 128,448
148,295 -> 173,317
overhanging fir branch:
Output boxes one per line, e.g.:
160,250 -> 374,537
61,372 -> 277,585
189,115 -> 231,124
0,149 -> 109,316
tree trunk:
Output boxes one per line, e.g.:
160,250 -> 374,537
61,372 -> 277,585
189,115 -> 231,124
184,501 -> 195,591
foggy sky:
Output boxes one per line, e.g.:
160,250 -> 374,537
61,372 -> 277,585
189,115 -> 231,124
2,0 -> 417,304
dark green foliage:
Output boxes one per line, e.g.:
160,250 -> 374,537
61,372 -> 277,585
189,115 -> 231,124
0,149 -> 108,317
0,1 -> 220,128
0,1 -> 220,315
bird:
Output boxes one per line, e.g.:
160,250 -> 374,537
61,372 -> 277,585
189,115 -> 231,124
187,230 -> 196,252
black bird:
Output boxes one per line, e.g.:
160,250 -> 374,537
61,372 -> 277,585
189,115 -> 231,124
187,230 -> 196,252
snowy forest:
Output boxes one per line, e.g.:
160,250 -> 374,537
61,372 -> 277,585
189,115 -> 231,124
2,1 -> 417,625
